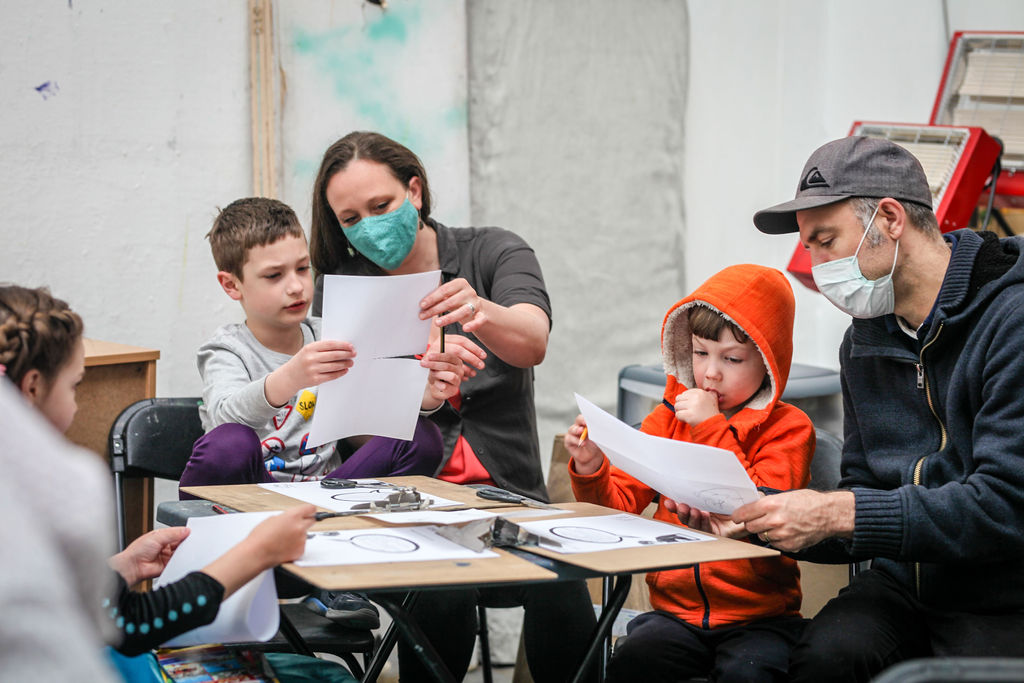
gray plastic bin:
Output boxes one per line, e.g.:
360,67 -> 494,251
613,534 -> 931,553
617,362 -> 841,430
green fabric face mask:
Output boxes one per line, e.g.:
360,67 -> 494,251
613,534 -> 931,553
344,198 -> 419,270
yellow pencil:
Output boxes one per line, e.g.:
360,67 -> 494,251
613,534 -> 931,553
578,427 -> 588,446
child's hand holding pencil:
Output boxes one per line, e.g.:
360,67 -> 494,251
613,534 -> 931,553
565,415 -> 604,475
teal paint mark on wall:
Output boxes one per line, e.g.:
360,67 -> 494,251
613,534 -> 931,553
366,10 -> 408,43
289,1 -> 469,215
443,105 -> 467,129
290,2 -> 465,156
293,158 -> 318,179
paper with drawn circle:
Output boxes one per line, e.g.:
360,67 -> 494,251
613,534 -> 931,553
296,526 -> 496,566
551,526 -> 622,543
518,513 -> 711,554
258,479 -> 462,512
348,533 -> 420,553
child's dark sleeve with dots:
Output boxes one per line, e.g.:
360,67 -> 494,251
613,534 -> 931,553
106,571 -> 225,656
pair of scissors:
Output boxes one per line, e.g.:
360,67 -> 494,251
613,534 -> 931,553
472,484 -> 558,510
320,478 -> 359,489
320,478 -> 396,490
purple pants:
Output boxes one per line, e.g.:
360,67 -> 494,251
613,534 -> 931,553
178,418 -> 443,500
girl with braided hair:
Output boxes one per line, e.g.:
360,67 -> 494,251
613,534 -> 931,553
0,284 -> 355,681
0,284 -> 85,433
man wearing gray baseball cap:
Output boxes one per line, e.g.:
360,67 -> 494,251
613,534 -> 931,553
736,136 -> 1024,681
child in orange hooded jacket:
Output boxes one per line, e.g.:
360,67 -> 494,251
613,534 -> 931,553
565,264 -> 814,683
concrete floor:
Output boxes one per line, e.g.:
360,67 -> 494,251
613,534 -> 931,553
370,607 -> 524,683
319,643 -> 518,682
371,651 -> 517,683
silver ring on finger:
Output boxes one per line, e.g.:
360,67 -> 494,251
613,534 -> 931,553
467,302 -> 476,316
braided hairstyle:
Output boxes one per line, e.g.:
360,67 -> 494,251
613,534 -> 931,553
0,285 -> 84,388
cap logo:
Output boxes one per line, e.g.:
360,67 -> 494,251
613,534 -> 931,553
800,167 -> 829,191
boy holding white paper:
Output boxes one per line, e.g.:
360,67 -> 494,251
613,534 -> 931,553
181,197 -> 461,489
565,264 -> 814,683
179,197 -> 461,627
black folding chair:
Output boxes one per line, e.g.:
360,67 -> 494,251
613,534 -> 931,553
110,397 -> 203,551
108,397 -> 376,677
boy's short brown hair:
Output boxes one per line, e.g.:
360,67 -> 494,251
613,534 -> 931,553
688,304 -> 750,344
207,197 -> 305,279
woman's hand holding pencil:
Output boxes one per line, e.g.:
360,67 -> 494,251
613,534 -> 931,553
430,333 -> 486,381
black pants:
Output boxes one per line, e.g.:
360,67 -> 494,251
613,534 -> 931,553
396,580 -> 597,683
605,610 -> 805,683
791,568 -> 1024,683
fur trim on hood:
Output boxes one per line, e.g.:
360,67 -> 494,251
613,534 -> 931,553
661,264 -> 795,417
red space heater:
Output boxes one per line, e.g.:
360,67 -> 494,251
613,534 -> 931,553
786,30 -> 1019,291
931,31 -> 1024,203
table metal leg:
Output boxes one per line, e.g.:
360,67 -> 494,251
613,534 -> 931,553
601,576 -> 612,677
360,592 -> 417,682
570,573 -> 632,683
371,593 -> 458,683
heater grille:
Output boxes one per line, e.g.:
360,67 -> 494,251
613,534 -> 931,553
933,33 -> 1024,171
850,123 -> 970,211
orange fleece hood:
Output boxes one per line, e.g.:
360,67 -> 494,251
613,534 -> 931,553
660,264 -> 795,424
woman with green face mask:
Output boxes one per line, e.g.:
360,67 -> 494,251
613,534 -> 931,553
309,131 -> 597,683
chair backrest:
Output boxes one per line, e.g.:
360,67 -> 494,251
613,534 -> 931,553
109,397 -> 204,480
109,397 -> 204,550
809,427 -> 843,491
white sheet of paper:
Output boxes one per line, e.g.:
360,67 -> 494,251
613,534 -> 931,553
307,271 -> 441,447
366,509 -> 498,525
155,512 -> 279,646
296,525 -> 498,566
258,480 -> 463,511
308,358 -> 429,445
320,270 -> 440,358
575,393 -> 759,514
517,512 -> 713,554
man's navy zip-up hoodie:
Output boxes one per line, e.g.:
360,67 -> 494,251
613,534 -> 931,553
814,228 -> 1024,612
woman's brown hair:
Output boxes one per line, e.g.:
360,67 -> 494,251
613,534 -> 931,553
309,131 -> 433,276
0,285 -> 84,387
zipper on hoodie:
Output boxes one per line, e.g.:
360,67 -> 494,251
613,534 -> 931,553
912,321 -> 947,597
693,565 -> 711,629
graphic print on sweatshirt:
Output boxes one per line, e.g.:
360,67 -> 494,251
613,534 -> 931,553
261,388 -> 337,481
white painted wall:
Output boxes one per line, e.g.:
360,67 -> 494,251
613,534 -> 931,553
466,0 -> 689,461
276,1 -> 470,229
1,2 -> 251,398
4,0 -> 1024,465
685,0 -> 1024,374
0,0 -> 468,403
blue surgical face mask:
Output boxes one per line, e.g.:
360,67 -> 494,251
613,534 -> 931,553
811,203 -> 899,319
343,197 -> 420,270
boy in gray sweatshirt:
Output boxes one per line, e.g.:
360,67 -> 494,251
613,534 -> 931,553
179,197 -> 462,627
